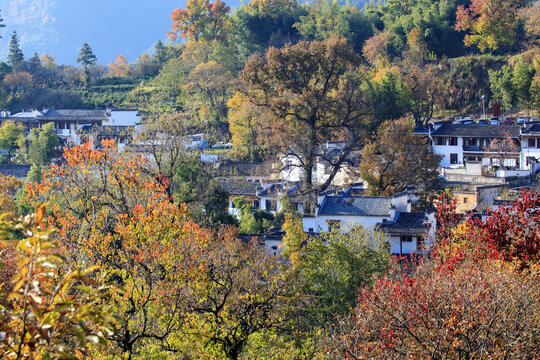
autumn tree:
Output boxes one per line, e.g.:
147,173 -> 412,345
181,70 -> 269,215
359,117 -> 441,196
520,1 -> 540,47
168,0 -> 231,43
107,54 -> 130,78
455,0 -> 523,53
362,31 -> 397,65
7,31 -> 24,68
331,190 -> 540,360
177,228 -> 301,360
184,60 -> 234,135
0,174 -> 21,215
333,260 -> 539,360
0,206 -> 119,359
401,62 -> 442,128
240,36 -> 374,210
25,141 -> 207,358
227,92 -> 268,161
2,72 -> 33,97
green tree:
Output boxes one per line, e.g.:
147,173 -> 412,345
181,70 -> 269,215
287,224 -> 391,326
489,65 -> 516,112
232,196 -> 274,234
0,120 -> 25,160
184,61 -> 234,135
174,155 -> 233,227
28,122 -> 60,165
7,31 -> 24,68
15,164 -> 43,216
512,59 -> 534,112
77,43 -> 97,84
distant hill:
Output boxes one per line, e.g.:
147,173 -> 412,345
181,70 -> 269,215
0,0 -> 241,66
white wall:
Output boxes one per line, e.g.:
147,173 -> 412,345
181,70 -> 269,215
107,110 -> 140,126
302,215 -> 392,233
432,137 -> 463,167
388,235 -> 420,254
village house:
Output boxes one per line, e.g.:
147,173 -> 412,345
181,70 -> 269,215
428,122 -> 540,178
2,108 -> 140,147
302,191 -> 435,255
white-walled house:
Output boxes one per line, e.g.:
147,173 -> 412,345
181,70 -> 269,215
302,191 -> 434,255
428,122 -> 540,177
303,192 -> 411,233
521,124 -> 540,174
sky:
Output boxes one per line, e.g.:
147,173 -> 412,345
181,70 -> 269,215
0,0 -> 238,66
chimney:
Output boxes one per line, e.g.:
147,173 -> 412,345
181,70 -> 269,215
390,205 -> 396,220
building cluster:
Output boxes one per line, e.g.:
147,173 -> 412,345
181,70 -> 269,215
0,108 -> 141,150
1,108 -> 539,258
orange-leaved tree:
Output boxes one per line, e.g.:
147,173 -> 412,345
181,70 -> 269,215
25,141 -> 208,358
168,0 -> 230,43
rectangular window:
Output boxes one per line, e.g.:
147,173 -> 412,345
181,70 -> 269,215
450,153 -> 458,164
463,197 -> 468,204
327,220 -> 341,231
529,138 -> 536,148
449,137 -> 458,146
308,228 -> 314,233
436,137 -> 446,146
400,235 -> 413,242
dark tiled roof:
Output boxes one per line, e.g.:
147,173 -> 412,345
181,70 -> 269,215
318,196 -> 392,216
492,199 -> 517,206
219,181 -> 261,196
0,165 -> 32,178
377,212 -> 427,235
522,124 -> 540,134
431,124 -> 520,138
214,160 -> 267,177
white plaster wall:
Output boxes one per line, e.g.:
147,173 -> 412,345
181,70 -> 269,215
108,110 -> 140,126
302,215 -> 392,233
432,137 -> 463,167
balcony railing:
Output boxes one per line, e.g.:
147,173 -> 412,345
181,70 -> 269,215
462,145 -> 521,153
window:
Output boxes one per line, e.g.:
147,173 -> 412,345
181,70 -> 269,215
400,235 -> 413,242
463,197 -> 468,204
327,220 -> 341,231
450,153 -> 459,164
449,137 -> 458,146
253,200 -> 259,209
529,138 -> 536,148
436,137 -> 446,145
308,228 -> 314,233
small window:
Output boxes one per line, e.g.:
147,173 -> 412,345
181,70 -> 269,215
463,197 -> 468,204
449,137 -> 458,146
253,200 -> 259,209
450,153 -> 459,164
529,138 -> 536,148
327,220 -> 341,231
436,137 -> 446,146
400,235 -> 413,242
308,228 -> 314,233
